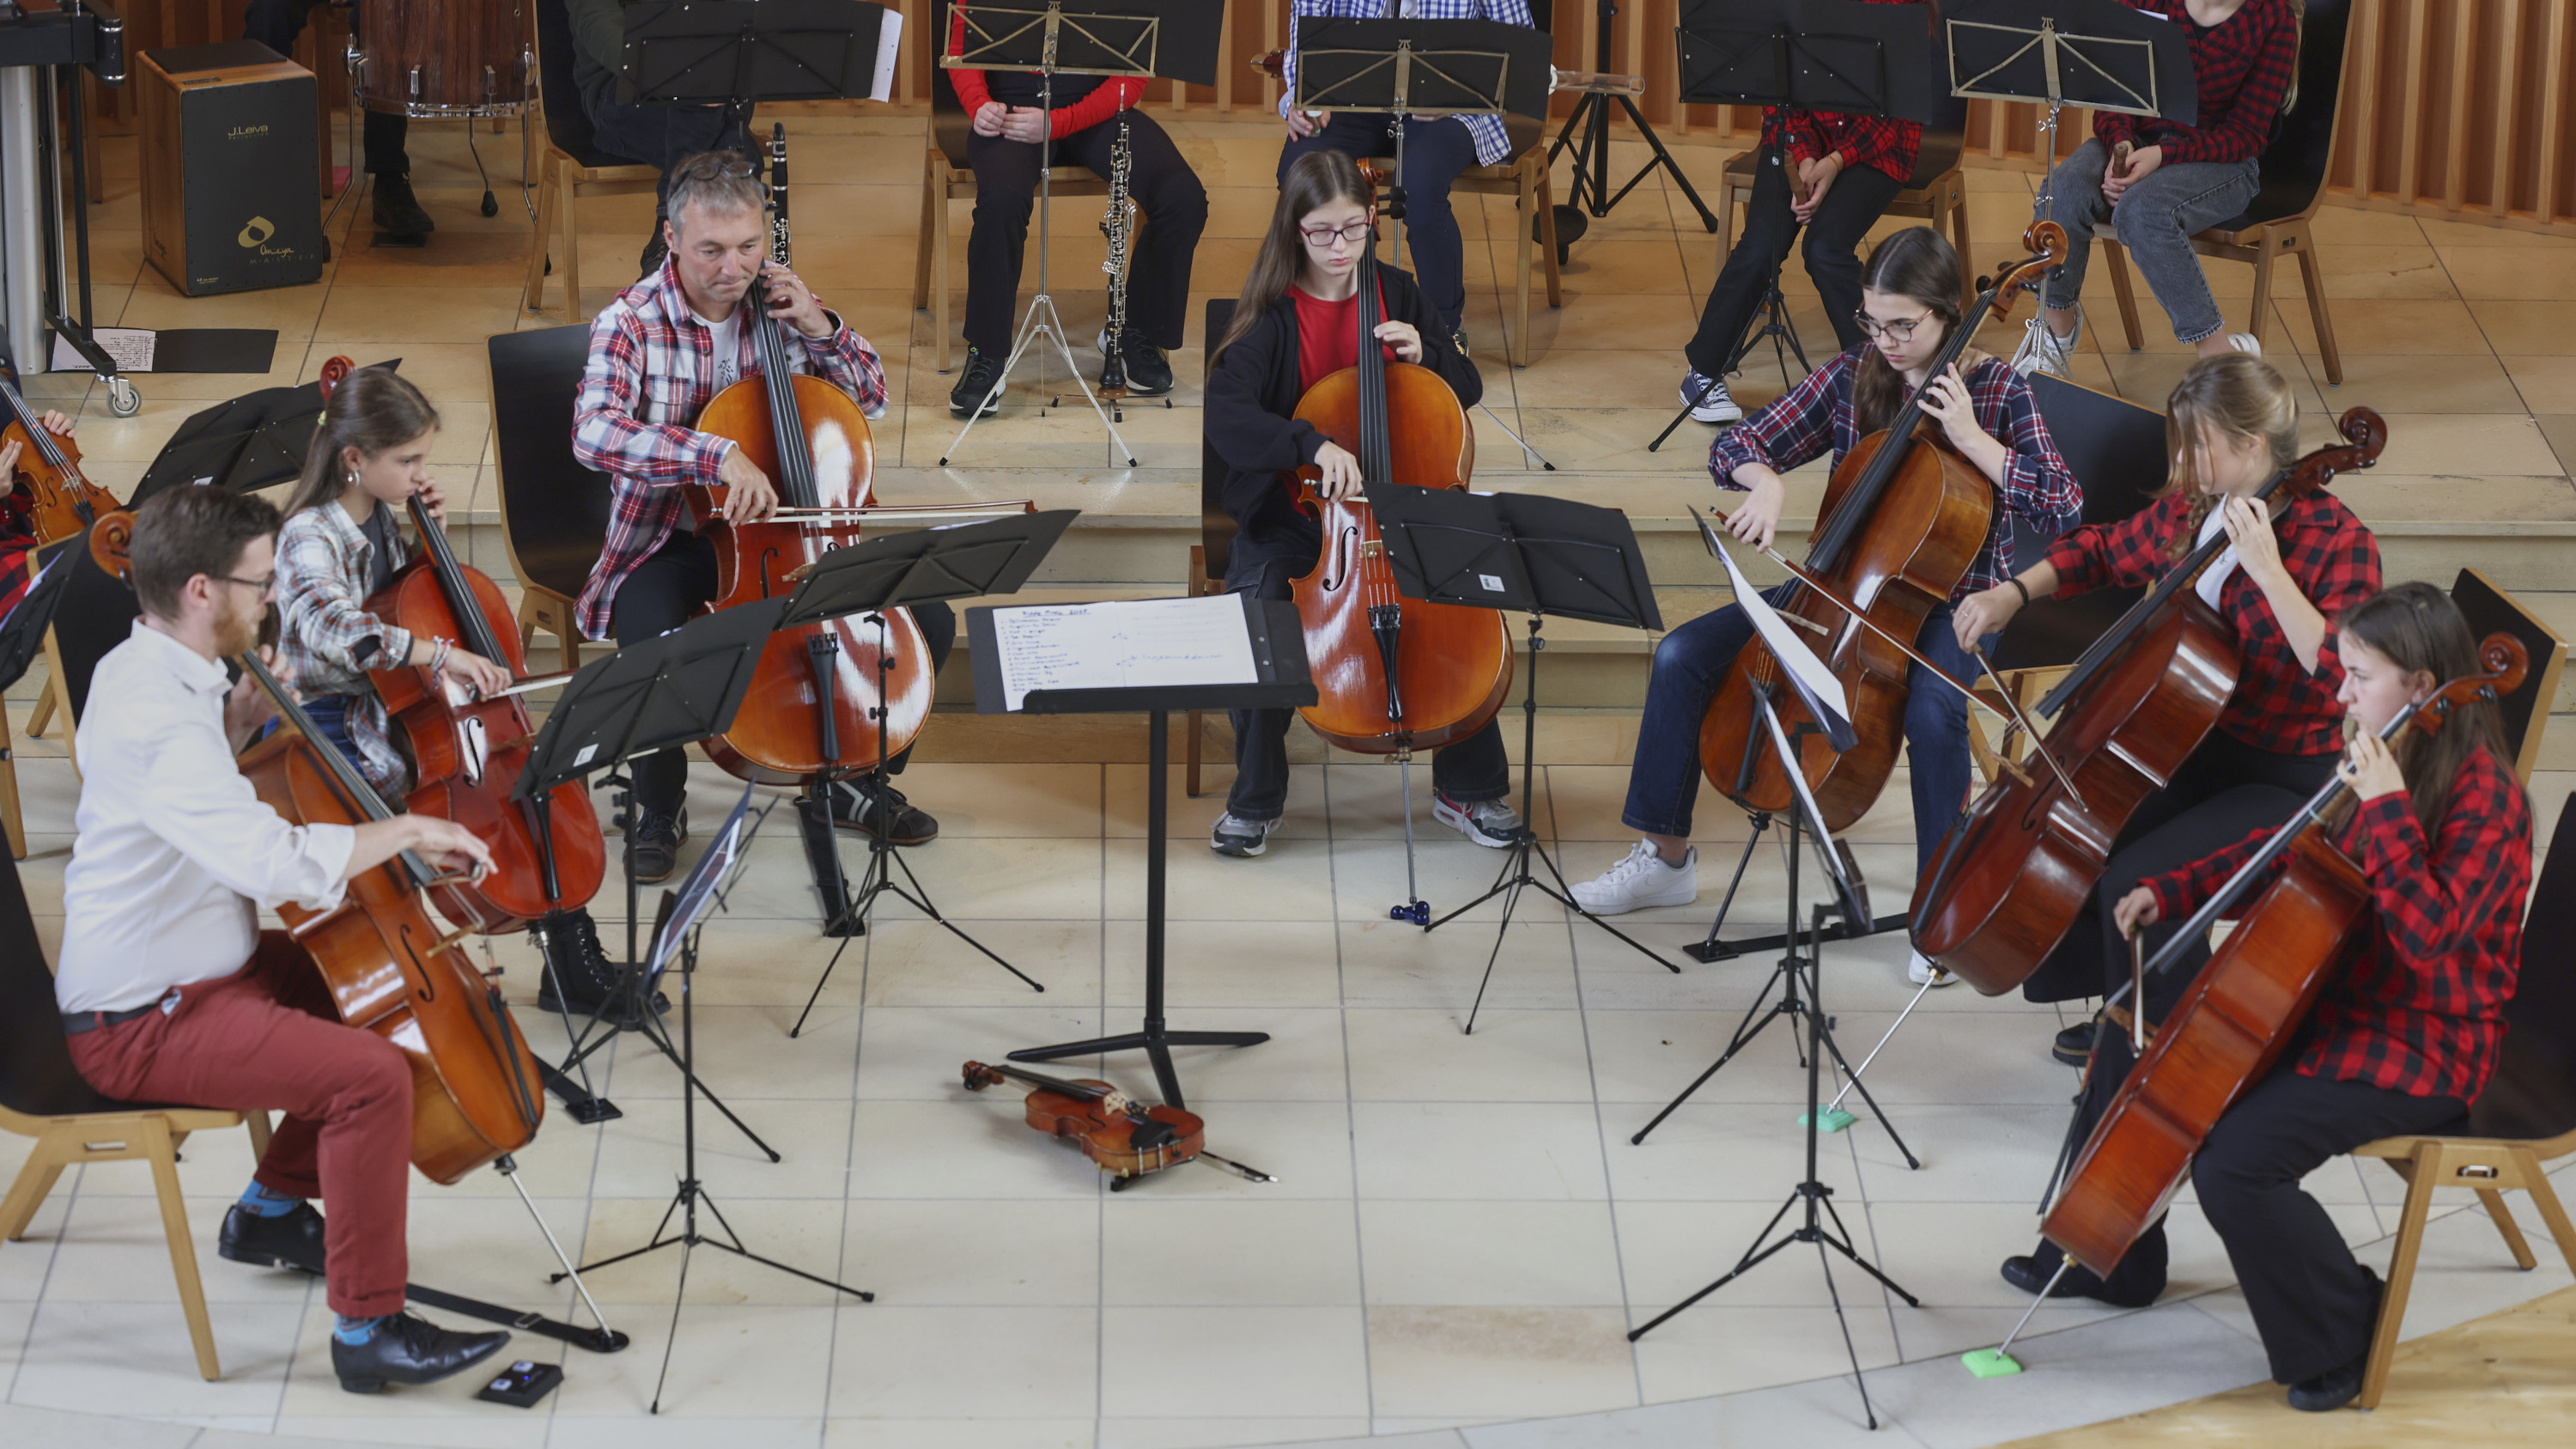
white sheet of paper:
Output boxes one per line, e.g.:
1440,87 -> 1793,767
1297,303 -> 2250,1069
871,13 -> 905,101
1713,535 -> 1850,729
993,595 -> 1260,713
52,328 -> 155,374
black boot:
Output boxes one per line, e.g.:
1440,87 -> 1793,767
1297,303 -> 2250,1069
372,174 -> 435,236
535,910 -> 668,1018
331,1311 -> 509,1394
218,1202 -> 326,1273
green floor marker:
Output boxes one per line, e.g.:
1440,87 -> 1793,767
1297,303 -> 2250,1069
1961,1347 -> 2024,1378
1798,1106 -> 1858,1133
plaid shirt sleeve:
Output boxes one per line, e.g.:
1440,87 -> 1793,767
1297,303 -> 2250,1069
801,314 -> 886,419
2142,820 -> 2274,924
1965,361 -> 2082,594
571,307 -> 735,486
1283,0 -> 1530,167
2043,492 -> 2181,595
2220,494 -> 2379,754
275,508 -> 410,697
1710,351 -> 1855,489
2095,0 -> 2297,166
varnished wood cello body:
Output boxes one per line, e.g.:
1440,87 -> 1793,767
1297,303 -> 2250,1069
1696,225 -> 2066,831
1911,411 -> 2389,997
2041,635 -> 2528,1278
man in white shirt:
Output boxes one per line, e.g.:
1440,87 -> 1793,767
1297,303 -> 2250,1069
55,486 -> 512,1395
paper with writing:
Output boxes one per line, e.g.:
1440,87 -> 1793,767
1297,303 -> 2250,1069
993,595 -> 1258,712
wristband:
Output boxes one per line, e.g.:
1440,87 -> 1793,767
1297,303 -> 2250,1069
2008,578 -> 2032,606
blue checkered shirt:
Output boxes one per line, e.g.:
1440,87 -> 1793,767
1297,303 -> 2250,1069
1282,0 -> 1536,167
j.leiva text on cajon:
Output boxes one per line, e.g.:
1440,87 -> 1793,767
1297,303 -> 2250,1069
141,41 -> 324,296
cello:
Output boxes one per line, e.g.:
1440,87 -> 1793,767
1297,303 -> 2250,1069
1911,410 -> 2389,996
688,127 -> 933,784
2037,634 -> 2528,1282
88,512 -> 546,1185
1696,224 -> 2068,832
3,368 -> 120,544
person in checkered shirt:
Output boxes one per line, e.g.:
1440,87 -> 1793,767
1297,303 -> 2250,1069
1680,0 -> 1926,425
2001,581 -> 2531,1414
573,155 -> 947,885
1954,356 -> 2379,1042
2015,0 -> 2303,376
1571,230 -> 2081,974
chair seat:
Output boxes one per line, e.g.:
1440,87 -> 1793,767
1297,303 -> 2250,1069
0,1048 -> 238,1124
571,144 -> 650,173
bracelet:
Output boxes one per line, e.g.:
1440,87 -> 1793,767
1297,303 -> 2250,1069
2008,577 -> 2032,606
428,638 -> 451,673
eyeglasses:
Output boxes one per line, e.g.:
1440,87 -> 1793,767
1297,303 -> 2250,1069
1299,221 -> 1375,246
215,574 -> 276,594
1852,308 -> 1934,342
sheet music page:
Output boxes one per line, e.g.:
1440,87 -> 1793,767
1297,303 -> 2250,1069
872,11 -> 905,101
1712,535 -> 1851,729
993,595 -> 1259,712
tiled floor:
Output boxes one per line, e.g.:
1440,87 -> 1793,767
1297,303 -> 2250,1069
5,108 -> 2573,1449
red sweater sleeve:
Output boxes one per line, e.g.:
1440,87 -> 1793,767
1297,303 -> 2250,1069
1048,76 -> 1146,139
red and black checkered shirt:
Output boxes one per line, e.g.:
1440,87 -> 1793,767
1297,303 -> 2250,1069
2142,742 -> 2532,1103
2093,0 -> 2299,167
1711,348 -> 2082,603
1761,0 -> 1924,185
2043,488 -> 2378,757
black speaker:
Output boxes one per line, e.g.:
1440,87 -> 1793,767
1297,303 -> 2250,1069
140,41 -> 325,296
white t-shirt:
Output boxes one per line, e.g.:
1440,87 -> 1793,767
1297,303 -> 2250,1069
707,308 -> 743,393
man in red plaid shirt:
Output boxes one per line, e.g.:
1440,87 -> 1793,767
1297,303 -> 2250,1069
573,153 -> 946,881
1678,0 -> 1925,424
2003,582 -> 2533,1415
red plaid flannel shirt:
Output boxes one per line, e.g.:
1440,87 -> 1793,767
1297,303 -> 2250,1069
2094,0 -> 2299,166
1710,348 -> 2082,602
1761,0 -> 1924,184
572,260 -> 886,639
2043,489 -> 2378,756
2143,743 -> 2532,1102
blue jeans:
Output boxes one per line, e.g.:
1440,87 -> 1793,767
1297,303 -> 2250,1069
301,694 -> 370,779
2042,138 -> 2263,345
1279,113 -> 1480,331
1619,588 -> 1984,876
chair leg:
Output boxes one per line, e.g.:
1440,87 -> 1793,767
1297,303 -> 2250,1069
2102,240 -> 2145,352
38,630 -> 76,781
562,172 -> 586,326
1,696 -> 24,861
525,161 -> 561,314
144,1117 -> 222,1381
2515,1148 -> 2576,1276
0,1140 -> 68,1241
2360,1142 -> 2445,1411
1537,169 -> 1562,307
2245,239 -> 2279,355
245,1109 -> 273,1163
2472,1186 -> 2539,1269
1511,176 -> 1535,368
1948,188 -> 1975,311
915,150 -> 938,313
27,682 -> 53,738
935,174 -> 957,374
2293,243 -> 2343,386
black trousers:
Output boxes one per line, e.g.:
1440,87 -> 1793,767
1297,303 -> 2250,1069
1222,548 -> 1510,821
1683,146 -> 1903,379
245,0 -> 405,175
610,532 -> 956,817
964,111 -> 1207,356
2022,731 -> 2339,1005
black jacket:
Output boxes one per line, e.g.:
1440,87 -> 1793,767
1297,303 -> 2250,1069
1204,265 -> 1483,570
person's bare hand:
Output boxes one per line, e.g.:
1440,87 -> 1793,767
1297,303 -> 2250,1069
2219,495 -> 2286,590
224,647 -> 286,744
1916,363 -> 1989,454
2340,728 -> 2407,802
971,100 -> 1008,137
1953,582 -> 2026,649
715,445 -> 779,525
758,260 -> 831,338
1311,441 -> 1366,502
411,477 -> 449,525
1375,320 -> 1423,364
1791,154 -> 1840,223
440,648 -> 513,700
998,106 -> 1048,144
1726,474 -> 1787,552
1284,107 -> 1329,139
2112,885 -> 2161,936
409,815 -> 494,883
2103,143 -> 2162,203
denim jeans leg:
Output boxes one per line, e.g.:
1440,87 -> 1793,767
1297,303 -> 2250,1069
2105,158 -> 2263,344
1902,605 -> 1988,878
1619,587 -> 1792,837
2040,139 -> 2115,304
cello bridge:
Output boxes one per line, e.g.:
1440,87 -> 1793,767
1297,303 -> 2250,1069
1358,539 -> 1383,559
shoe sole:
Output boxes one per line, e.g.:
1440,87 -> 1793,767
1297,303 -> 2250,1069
1431,800 -> 1522,849
1571,882 -> 1698,916
949,399 -> 1002,419
218,1243 -> 319,1273
828,814 -> 938,848
335,1336 -> 507,1395
1210,839 -> 1268,857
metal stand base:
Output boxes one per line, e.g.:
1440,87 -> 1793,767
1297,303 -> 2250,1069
1648,263 -> 1809,453
1682,813 -> 1906,963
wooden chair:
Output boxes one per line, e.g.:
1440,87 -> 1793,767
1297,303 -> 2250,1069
2348,789 -> 2576,1409
1186,298 -> 1244,798
2099,0 -> 2351,384
20,526 -> 143,783
0,845 -> 272,1381
488,325 -> 614,673
522,0 -> 660,323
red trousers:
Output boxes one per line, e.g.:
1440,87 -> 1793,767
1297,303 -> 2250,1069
68,931 -> 412,1318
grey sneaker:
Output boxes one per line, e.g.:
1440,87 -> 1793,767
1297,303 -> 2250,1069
1432,790 -> 1528,848
1680,369 -> 1743,423
1210,812 -> 1280,858
2010,309 -> 2081,378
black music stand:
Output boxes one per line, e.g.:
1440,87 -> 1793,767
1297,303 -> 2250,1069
1648,0 -> 1939,452
937,0 -> 1220,465
778,508 -> 1082,1035
622,0 -> 901,133
1550,0 -> 1719,240
510,600 -> 783,1142
1363,484 -> 1675,1032
967,594 -> 1315,1112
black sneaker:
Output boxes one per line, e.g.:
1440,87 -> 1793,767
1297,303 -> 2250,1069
2000,1248 -> 2164,1308
1096,328 -> 1175,396
950,346 -> 1004,417
1209,812 -> 1279,858
218,1202 -> 326,1273
829,777 -> 939,846
1450,327 -> 1471,358
331,1311 -> 510,1394
534,910 -> 668,1017
628,807 -> 688,886
2287,1353 -> 2368,1412
2053,1017 -> 2100,1068
371,174 -> 434,236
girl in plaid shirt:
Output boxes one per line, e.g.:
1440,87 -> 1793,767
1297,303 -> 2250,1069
2008,583 -> 2530,1413
1572,229 -> 2081,978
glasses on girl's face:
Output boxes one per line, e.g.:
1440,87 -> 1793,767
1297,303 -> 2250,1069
1301,221 -> 1374,247
1852,309 -> 1932,342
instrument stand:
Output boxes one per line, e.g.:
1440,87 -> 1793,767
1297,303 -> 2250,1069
1680,811 -> 1905,962
1625,686 -> 1918,1431
1548,0 -> 1719,239
557,899 -> 871,1414
1645,251 -> 1811,454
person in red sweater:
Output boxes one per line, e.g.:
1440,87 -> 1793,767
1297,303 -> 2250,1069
2001,581 -> 2532,1414
944,10 -> 1208,418
2016,0 -> 2302,375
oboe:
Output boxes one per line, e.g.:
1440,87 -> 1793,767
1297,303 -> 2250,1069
1097,109 -> 1134,400
767,123 -> 792,262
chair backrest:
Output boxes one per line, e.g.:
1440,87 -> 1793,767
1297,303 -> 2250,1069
1200,297 -> 1240,582
2450,569 -> 2568,785
532,0 -> 623,166
0,841 -> 118,1119
930,0 -> 977,169
1909,2 -> 1967,187
2464,794 -> 2576,1145
2237,0 -> 2351,228
1989,374 -> 2166,671
487,325 -> 615,604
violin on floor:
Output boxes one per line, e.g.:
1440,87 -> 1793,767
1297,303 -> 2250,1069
962,1061 -> 1274,1190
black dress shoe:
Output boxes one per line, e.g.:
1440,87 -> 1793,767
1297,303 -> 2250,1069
2287,1351 -> 2367,1411
2052,1019 -> 2099,1068
628,807 -> 688,885
2001,1251 -> 2163,1308
371,174 -> 435,236
331,1311 -> 510,1394
830,778 -> 939,846
533,910 -> 669,1018
218,1202 -> 325,1273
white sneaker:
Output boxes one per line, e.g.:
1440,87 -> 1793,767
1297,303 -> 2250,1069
1908,950 -> 1957,988
1680,370 -> 1743,423
2009,310 -> 2081,379
2225,332 -> 2263,357
1571,839 -> 1698,916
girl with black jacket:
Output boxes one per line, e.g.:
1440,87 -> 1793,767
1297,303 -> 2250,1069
1200,150 -> 1521,860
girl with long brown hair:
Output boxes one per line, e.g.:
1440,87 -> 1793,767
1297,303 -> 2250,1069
1571,227 -> 2080,995
1201,149 -> 1506,859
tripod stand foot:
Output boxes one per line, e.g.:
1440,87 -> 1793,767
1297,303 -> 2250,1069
1388,900 -> 1430,926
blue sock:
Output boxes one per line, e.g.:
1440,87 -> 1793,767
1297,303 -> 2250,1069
334,1313 -> 386,1345
237,1182 -> 304,1218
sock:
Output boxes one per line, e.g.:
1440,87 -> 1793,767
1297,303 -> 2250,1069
237,1182 -> 304,1218
333,1313 -> 387,1345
